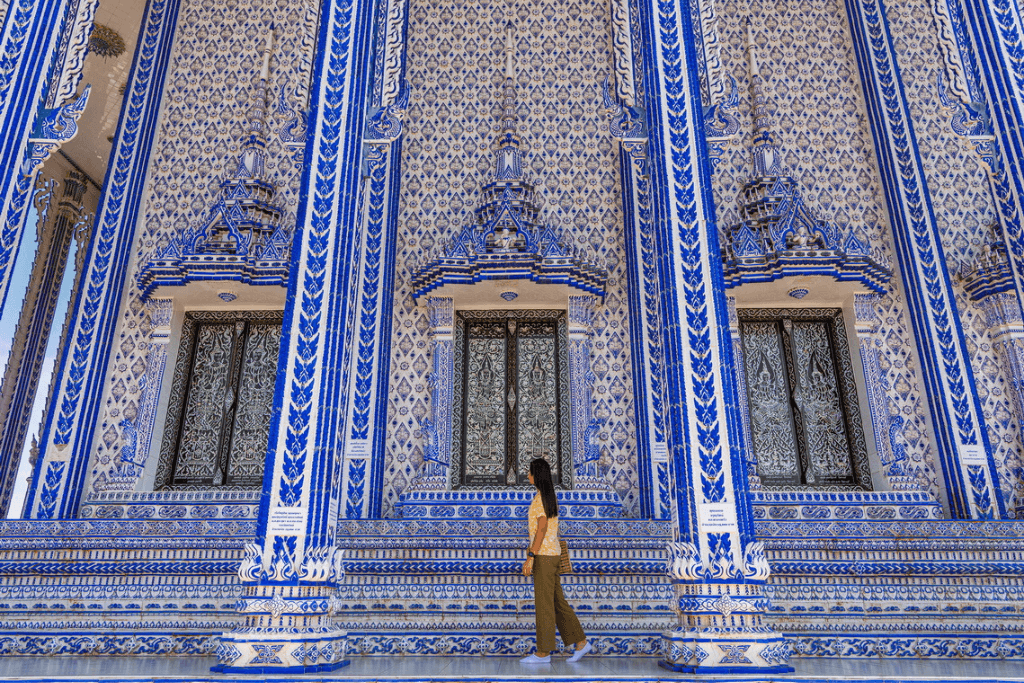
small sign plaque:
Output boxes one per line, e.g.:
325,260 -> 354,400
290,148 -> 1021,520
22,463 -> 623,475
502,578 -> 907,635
960,445 -> 987,466
268,507 -> 306,535
346,439 -> 370,458
699,502 -> 735,531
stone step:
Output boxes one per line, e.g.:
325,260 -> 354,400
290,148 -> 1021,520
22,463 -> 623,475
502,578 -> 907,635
334,520 -> 675,657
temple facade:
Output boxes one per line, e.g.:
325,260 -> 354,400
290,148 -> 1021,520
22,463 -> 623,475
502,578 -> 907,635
1,0 -> 1024,674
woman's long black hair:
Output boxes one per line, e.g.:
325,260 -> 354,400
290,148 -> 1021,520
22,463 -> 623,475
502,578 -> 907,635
530,458 -> 558,519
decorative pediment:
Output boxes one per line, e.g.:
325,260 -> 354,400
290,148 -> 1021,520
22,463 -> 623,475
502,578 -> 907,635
722,23 -> 890,294
962,224 -> 1015,301
411,24 -> 607,302
137,28 -> 291,298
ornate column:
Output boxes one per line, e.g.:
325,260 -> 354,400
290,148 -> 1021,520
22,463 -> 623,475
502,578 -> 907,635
338,0 -> 411,514
567,294 -> 601,482
932,5 -> 1024,521
852,293 -> 924,491
935,0 -> 1024,520
0,0 -> 94,315
939,0 -> 1024,362
0,169 -> 88,515
213,0 -> 376,672
23,0 -> 181,519
612,133 -> 674,519
339,86 -> 408,518
417,295 -> 454,487
634,0 -> 791,672
605,2 -> 673,520
843,0 -> 1005,517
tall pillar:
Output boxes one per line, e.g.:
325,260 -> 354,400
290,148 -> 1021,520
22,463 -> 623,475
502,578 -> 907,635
339,136 -> 403,518
946,0 -> 1024,359
932,4 -> 1024,520
633,0 -> 791,672
843,0 -> 1005,517
0,169 -> 88,516
0,0 -> 95,315
615,135 -> 673,519
606,0 -> 674,518
339,0 -> 409,517
941,0 -> 1024,520
213,0 -> 376,672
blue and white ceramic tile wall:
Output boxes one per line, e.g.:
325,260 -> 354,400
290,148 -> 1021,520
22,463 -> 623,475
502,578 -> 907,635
386,0 -> 640,517
887,0 -> 1020,514
715,0 -> 1022,513
84,0 -> 318,498
1,0 -> 1024,666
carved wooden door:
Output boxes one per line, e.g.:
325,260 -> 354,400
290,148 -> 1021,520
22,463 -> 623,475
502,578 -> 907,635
160,311 -> 282,488
738,308 -> 871,489
454,310 -> 570,487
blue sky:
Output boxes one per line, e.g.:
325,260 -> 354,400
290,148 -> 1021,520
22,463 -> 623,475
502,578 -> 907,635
0,206 -> 79,517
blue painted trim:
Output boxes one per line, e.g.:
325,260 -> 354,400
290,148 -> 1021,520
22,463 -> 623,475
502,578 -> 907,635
252,0 -> 379,575
636,0 -> 693,541
412,265 -> 607,300
367,140 -> 401,519
634,0 -> 759,543
0,194 -> 79,515
352,0 -> 414,520
137,269 -> 290,298
619,145 -> 656,519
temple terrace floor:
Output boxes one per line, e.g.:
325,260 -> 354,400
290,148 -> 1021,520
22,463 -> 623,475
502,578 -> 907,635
0,656 -> 1021,682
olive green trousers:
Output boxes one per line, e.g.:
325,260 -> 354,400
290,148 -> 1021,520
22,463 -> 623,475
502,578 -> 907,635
531,555 -> 585,652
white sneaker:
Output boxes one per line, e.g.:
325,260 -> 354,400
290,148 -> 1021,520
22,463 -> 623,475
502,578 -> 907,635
567,642 -> 592,663
520,653 -> 551,663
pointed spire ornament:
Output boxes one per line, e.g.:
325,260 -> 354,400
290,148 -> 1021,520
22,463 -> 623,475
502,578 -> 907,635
719,20 -> 891,294
746,20 -> 782,177
137,22 -> 290,296
494,21 -> 524,182
409,19 -> 607,301
238,23 -> 276,180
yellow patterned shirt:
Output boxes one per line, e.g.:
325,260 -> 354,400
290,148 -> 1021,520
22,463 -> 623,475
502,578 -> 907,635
528,493 -> 561,556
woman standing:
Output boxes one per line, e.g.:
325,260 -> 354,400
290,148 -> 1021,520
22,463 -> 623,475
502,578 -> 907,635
519,457 -> 592,664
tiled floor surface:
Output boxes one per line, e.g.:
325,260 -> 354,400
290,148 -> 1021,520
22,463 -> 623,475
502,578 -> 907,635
0,655 -> 1021,681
